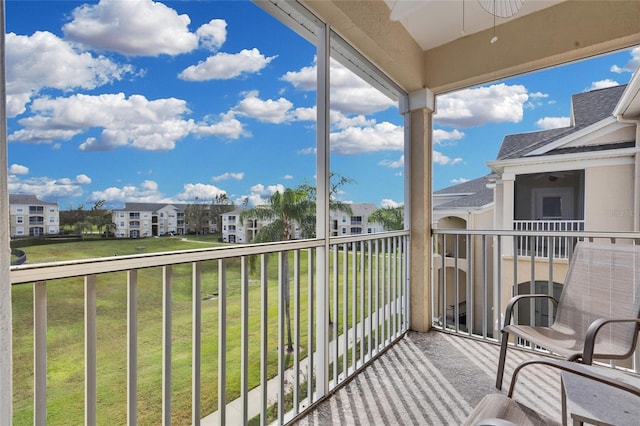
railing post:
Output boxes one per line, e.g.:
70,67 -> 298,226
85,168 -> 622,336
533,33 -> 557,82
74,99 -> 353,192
85,274 -> 97,426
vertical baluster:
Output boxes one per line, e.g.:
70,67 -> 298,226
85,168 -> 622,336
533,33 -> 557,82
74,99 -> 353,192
391,237 -> 397,338
240,256 -> 249,424
454,235 -> 459,333
467,234 -> 473,336
351,242 -> 357,371
481,235 -> 487,339
128,271 -> 138,426
367,241 -> 374,359
374,239 -> 379,353
359,240 -> 365,366
192,263 -> 201,426
380,238 -> 386,343
85,274 -> 97,426
307,249 -> 314,405
260,254 -> 268,425
34,281 -> 47,426
217,260 -> 226,425
293,250 -> 301,414
342,243 -> 348,378
277,252 -> 285,424
440,233 -> 446,329
162,266 -> 172,426
332,243 -> 338,387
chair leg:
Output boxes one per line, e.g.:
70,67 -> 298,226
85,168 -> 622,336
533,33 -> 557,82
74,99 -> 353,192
496,330 -> 509,390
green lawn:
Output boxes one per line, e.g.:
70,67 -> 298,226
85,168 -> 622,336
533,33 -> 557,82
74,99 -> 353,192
11,236 -> 397,425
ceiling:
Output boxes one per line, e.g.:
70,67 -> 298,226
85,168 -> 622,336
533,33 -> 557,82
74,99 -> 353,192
385,0 -> 565,51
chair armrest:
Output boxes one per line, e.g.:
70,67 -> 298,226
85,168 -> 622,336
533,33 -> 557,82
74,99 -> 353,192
583,318 -> 640,364
508,357 -> 640,398
503,294 -> 559,328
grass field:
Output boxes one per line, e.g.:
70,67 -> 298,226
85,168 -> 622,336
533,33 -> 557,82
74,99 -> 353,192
12,236 -> 326,425
11,235 -> 396,425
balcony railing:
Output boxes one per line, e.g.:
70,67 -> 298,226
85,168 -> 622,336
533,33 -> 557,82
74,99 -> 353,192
10,231 -> 409,425
432,228 -> 640,373
513,220 -> 585,259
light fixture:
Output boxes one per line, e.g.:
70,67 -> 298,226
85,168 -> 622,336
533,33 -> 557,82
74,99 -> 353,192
478,0 -> 525,44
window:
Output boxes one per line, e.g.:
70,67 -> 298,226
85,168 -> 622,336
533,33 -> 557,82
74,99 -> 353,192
16,216 -> 23,224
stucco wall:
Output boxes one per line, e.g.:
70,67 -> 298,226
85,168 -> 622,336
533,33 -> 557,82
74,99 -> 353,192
585,164 -> 634,231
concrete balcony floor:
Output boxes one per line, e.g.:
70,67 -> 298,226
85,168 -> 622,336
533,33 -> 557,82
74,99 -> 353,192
293,331 -> 563,425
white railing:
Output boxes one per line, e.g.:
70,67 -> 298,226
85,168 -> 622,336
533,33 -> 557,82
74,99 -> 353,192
10,231 -> 409,425
513,220 -> 585,259
431,229 -> 640,371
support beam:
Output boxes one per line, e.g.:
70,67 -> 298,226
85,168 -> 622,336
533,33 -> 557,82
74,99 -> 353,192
401,88 -> 434,332
0,0 -> 13,420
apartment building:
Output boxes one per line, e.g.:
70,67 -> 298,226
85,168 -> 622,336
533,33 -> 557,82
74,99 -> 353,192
9,194 -> 59,237
112,202 -> 218,238
433,78 -> 640,334
222,203 -> 385,243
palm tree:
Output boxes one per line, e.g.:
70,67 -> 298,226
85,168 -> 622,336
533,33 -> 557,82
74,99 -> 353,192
240,187 -> 313,352
369,206 -> 404,231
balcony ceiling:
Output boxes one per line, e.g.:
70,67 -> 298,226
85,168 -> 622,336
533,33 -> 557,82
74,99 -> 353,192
300,0 -> 640,94
385,0 -> 565,52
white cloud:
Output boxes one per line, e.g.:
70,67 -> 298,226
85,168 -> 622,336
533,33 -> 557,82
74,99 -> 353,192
282,58 -> 395,115
242,183 -> 285,206
435,83 -> 528,127
232,91 -> 293,124
297,147 -> 316,155
195,111 -> 249,140
330,122 -> 403,155
589,79 -> 620,90
63,0 -> 198,56
433,128 -> 465,145
381,199 -> 402,208
379,155 -> 404,168
9,174 -> 86,201
283,175 -> 293,180
176,183 -> 227,201
433,151 -> 463,166
196,19 -> 227,51
536,116 -> 570,130
5,31 -> 133,117
90,179 -> 165,203
9,92 -> 248,150
611,46 -> 640,74
179,48 -> 276,81
450,177 -> 470,184
212,172 -> 245,182
9,164 -> 29,175
76,174 -> 92,184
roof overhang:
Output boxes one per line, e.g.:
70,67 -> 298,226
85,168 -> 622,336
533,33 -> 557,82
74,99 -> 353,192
288,0 -> 640,94
614,68 -> 640,120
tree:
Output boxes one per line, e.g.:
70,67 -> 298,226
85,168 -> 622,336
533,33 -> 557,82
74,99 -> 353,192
184,197 -> 209,234
369,206 -> 404,231
209,193 -> 235,233
297,172 -> 355,238
240,187 -> 314,352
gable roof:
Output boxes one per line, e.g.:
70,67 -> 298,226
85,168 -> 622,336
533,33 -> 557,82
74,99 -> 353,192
120,202 -> 184,213
434,175 -> 490,195
9,194 -> 57,206
496,84 -> 628,161
433,175 -> 494,210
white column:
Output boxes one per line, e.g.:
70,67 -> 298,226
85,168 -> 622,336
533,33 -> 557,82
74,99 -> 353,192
0,0 -> 13,420
399,88 -> 435,332
315,22 -> 330,398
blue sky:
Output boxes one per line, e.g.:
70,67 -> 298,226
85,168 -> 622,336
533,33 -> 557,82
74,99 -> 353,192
5,1 -> 640,210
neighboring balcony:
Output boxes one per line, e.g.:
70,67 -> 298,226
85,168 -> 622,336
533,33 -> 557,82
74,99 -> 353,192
513,219 -> 585,259
8,229 -> 639,425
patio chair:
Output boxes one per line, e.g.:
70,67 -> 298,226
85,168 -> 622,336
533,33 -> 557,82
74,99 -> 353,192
466,358 -> 640,426
495,241 -> 640,390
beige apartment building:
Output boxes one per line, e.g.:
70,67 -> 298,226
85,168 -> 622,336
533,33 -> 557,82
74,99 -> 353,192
112,202 -> 219,238
9,194 -> 59,237
221,203 -> 386,244
433,75 -> 640,335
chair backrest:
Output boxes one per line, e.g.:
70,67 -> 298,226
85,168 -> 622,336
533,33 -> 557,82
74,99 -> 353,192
555,241 -> 640,357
